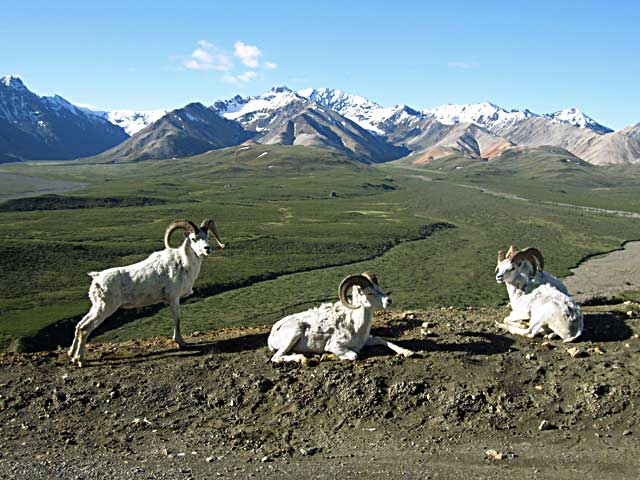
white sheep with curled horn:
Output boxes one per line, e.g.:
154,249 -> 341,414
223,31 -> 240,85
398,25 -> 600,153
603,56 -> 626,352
68,218 -> 225,367
494,246 -> 582,342
268,272 -> 414,363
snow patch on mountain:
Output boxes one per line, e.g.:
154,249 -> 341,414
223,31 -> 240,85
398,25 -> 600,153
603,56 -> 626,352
425,102 -> 537,131
297,87 -> 423,134
213,86 -> 303,124
101,110 -> 167,135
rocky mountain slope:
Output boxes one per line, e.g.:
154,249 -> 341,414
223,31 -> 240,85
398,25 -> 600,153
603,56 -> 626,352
0,76 -> 128,161
94,103 -> 252,162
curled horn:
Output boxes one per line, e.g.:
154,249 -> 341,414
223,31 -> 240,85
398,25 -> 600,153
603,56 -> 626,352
339,274 -> 374,309
362,271 -> 378,286
164,219 -> 199,249
511,247 -> 545,276
200,218 -> 226,249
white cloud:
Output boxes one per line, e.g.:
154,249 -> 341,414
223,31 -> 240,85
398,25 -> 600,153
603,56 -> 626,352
234,41 -> 262,68
184,41 -> 233,71
181,40 -> 275,83
223,71 -> 258,85
447,61 -> 480,69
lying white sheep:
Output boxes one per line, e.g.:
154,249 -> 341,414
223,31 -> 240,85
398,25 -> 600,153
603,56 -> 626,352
501,284 -> 583,342
268,272 -> 414,363
68,218 -> 225,366
495,246 -> 583,342
495,245 -> 568,324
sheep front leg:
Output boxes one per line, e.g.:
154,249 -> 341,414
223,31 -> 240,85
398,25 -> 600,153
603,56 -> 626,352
328,346 -> 358,361
169,298 -> 186,349
366,336 -> 414,357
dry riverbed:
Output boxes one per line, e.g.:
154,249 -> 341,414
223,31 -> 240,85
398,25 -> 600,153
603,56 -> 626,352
1,305 -> 639,479
565,241 -> 640,303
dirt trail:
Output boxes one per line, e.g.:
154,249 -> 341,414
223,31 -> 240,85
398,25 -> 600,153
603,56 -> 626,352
1,306 -> 639,479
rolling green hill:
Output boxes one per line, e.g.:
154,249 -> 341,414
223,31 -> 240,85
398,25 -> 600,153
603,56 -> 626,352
1,144 -> 640,351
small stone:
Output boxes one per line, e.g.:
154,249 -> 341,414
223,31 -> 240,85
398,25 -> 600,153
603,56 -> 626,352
485,449 -> 504,461
534,385 -> 544,391
567,347 -> 585,358
526,353 -> 536,360
422,321 -> 436,328
625,343 -> 631,348
539,420 -> 556,431
299,447 -> 318,457
206,456 -> 215,463
622,430 -> 632,436
626,311 -> 637,318
261,455 -> 273,463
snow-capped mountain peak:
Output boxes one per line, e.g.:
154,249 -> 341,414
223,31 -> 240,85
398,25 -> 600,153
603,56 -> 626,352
297,87 -> 422,134
0,75 -> 28,90
424,102 -> 536,130
544,107 -> 612,133
270,85 -> 293,94
212,86 -> 305,124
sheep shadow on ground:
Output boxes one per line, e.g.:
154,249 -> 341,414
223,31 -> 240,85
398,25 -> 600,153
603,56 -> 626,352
579,311 -> 634,343
362,331 -> 515,359
90,332 -> 270,367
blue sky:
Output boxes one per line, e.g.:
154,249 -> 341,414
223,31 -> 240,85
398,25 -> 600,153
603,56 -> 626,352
2,0 -> 638,129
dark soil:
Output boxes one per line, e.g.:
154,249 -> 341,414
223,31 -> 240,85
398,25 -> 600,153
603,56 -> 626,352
1,305 -> 639,479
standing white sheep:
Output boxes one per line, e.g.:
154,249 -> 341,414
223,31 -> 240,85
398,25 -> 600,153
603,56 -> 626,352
268,272 -> 414,363
68,218 -> 225,366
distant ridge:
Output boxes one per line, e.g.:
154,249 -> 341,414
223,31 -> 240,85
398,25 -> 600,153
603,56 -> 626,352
0,76 -> 638,165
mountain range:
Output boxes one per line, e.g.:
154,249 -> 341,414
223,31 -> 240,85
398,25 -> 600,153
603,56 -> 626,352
1,75 -> 638,166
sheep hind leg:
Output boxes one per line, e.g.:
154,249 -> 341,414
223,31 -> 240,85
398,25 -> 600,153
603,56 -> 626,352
68,305 -> 98,359
270,327 -> 307,364
71,304 -> 117,367
366,335 -> 414,357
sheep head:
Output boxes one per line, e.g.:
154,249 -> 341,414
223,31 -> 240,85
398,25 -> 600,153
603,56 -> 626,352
164,218 -> 225,257
339,272 -> 392,310
495,245 -> 545,288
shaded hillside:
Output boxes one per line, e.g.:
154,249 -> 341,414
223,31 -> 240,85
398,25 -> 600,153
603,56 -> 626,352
94,103 -> 253,162
0,76 -> 127,160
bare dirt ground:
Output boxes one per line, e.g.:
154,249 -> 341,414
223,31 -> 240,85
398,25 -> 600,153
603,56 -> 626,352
565,241 -> 640,302
1,305 -> 639,479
